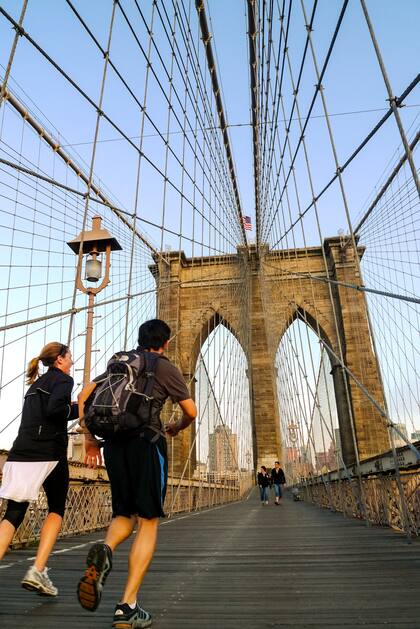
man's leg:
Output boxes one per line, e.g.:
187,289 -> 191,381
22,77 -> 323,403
274,484 -> 280,504
78,516 -> 135,611
105,515 -> 136,551
121,517 -> 159,605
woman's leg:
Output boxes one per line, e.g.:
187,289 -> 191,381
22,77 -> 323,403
0,520 -> 15,560
0,500 -> 29,560
34,513 -> 63,571
35,458 -> 69,570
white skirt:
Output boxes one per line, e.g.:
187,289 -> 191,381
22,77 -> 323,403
0,461 -> 58,502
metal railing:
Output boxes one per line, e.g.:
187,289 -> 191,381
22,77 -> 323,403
0,451 -> 254,548
297,443 -> 420,537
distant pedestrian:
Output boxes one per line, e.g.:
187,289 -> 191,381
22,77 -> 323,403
257,466 -> 270,505
0,342 -> 78,595
271,461 -> 286,505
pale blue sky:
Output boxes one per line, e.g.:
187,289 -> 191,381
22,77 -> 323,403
1,0 -> 418,241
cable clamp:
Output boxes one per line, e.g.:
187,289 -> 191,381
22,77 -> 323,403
387,95 -> 403,108
12,23 -> 25,37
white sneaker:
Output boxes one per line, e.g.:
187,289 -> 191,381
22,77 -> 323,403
22,565 -> 58,596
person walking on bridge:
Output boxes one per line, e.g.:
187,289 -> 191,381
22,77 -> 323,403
0,342 -> 78,595
257,466 -> 270,505
271,461 -> 286,505
77,319 -> 197,629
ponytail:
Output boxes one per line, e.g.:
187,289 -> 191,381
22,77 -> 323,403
26,356 -> 40,385
26,342 -> 67,385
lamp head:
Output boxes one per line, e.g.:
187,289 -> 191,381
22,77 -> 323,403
67,215 -> 122,255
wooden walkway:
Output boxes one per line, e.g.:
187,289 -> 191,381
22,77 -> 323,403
0,490 -> 419,628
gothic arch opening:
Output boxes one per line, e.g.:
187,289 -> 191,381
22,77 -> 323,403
190,311 -> 245,375
194,322 -> 253,480
275,317 -> 340,482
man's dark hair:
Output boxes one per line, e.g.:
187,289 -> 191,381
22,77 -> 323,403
138,319 -> 171,350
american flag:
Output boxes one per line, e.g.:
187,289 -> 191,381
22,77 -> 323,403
242,215 -> 252,231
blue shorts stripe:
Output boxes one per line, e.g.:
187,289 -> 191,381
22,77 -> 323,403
156,445 -> 166,507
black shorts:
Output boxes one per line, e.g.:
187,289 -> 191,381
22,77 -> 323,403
43,457 -> 69,516
103,434 -> 168,519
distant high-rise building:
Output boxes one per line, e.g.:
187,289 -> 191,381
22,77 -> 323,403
315,451 -> 329,472
209,425 -> 238,473
286,446 -> 300,463
315,441 -> 336,472
410,430 -> 420,442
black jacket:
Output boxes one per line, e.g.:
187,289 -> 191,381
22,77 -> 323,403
8,368 -> 77,462
257,472 -> 270,487
271,467 -> 286,485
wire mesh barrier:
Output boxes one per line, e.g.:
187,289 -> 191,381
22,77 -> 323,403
0,451 -> 254,548
0,477 -> 254,549
301,470 -> 420,536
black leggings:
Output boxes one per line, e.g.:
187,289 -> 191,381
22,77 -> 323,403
3,458 -> 69,529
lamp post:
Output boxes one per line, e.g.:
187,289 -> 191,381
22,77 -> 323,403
67,215 -> 122,385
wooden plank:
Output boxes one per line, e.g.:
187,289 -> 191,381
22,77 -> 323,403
0,490 -> 419,628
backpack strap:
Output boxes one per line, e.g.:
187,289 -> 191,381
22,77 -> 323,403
124,351 -> 160,416
138,425 -> 166,443
141,351 -> 160,398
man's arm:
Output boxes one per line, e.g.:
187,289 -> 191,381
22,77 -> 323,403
165,398 -> 197,437
78,382 -> 103,468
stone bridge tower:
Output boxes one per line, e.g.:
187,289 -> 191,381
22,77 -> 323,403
151,237 -> 389,475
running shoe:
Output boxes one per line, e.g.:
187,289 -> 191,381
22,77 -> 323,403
112,602 -> 152,628
21,565 -> 58,596
77,542 -> 113,611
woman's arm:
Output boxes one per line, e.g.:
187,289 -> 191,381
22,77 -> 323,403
44,378 -> 73,420
78,382 -> 102,468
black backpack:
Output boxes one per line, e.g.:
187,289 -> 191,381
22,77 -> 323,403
83,350 -> 161,441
